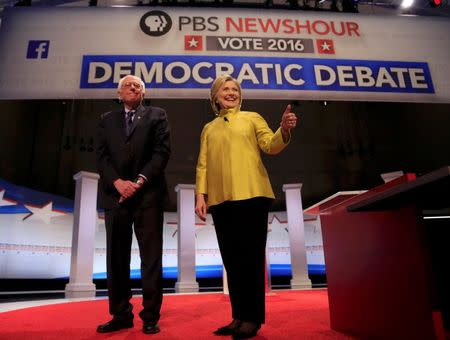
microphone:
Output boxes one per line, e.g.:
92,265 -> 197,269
224,117 -> 229,122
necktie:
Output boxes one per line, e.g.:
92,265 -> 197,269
126,110 -> 134,136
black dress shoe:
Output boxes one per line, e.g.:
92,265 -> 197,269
213,319 -> 242,335
143,323 -> 160,334
96,319 -> 133,333
232,322 -> 261,339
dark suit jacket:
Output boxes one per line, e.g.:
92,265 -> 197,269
95,104 -> 171,209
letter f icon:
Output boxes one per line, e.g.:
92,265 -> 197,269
27,40 -> 50,59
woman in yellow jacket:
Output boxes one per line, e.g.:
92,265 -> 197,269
195,74 -> 298,339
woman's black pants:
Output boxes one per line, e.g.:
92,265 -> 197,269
210,197 -> 271,324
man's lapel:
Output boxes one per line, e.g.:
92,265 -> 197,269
113,110 -> 127,141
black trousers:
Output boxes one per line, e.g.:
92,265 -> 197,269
104,202 -> 163,324
210,197 -> 272,324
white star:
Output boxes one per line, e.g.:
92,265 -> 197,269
23,201 -> 66,224
188,37 -> 199,48
0,189 -> 17,206
321,41 -> 331,51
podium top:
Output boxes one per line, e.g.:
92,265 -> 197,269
348,166 -> 450,212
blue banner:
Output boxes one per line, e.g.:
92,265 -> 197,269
80,55 -> 434,94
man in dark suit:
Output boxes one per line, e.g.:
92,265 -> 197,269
95,75 -> 171,335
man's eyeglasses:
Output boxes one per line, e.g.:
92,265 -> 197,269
122,81 -> 142,89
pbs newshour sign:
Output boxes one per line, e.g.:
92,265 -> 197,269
0,7 -> 449,102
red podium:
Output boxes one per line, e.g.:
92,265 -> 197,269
320,166 -> 450,340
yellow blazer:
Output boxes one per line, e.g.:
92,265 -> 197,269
196,106 -> 290,207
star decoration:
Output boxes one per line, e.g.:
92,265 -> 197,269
321,41 -> 331,51
188,37 -> 199,48
184,35 -> 203,51
316,39 -> 335,54
0,189 -> 17,206
23,201 -> 66,224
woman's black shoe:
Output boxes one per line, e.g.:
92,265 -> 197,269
213,319 -> 242,335
232,322 -> 261,339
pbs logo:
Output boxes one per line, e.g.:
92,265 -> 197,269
140,10 -> 172,36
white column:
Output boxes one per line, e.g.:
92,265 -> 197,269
174,184 -> 199,293
65,171 -> 99,298
282,183 -> 312,289
222,267 -> 229,295
265,239 -> 272,294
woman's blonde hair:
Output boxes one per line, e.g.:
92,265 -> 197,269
209,74 -> 242,115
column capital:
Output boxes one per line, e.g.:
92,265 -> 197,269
175,184 -> 195,192
282,183 -> 303,192
73,171 -> 100,181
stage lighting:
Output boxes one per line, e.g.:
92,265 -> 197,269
400,0 -> 414,8
429,0 -> 442,6
314,0 -> 326,9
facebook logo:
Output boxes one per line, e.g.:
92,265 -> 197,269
26,40 -> 50,59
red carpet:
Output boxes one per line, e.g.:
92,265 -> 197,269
0,289 -> 358,339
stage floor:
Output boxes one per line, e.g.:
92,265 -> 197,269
0,289 -> 360,339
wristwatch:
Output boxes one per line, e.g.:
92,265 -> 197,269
135,177 -> 145,187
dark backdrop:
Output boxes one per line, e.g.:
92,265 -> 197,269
1,98 -> 449,211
